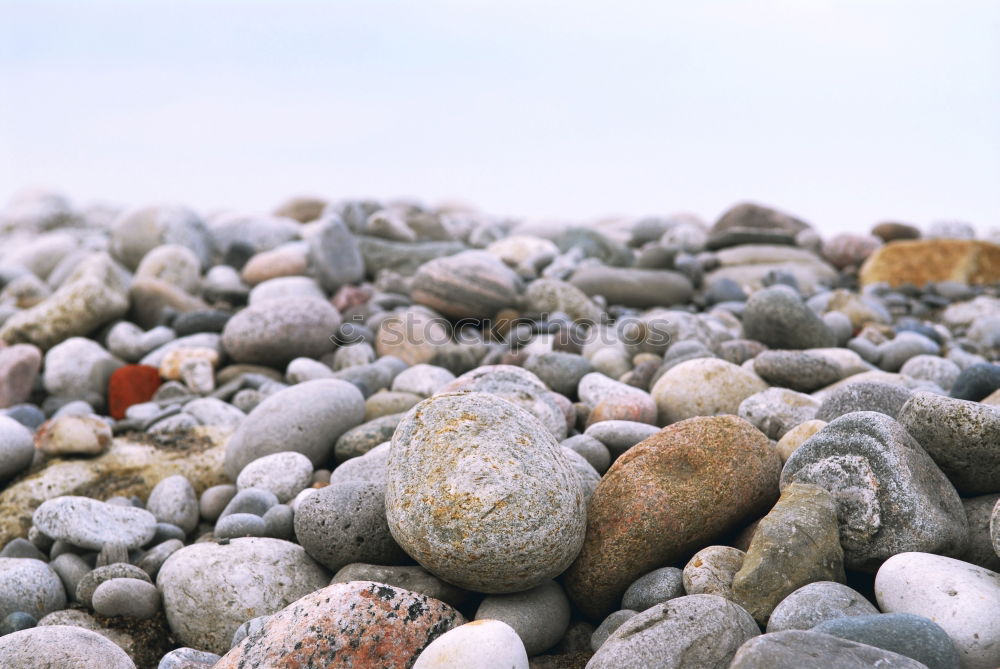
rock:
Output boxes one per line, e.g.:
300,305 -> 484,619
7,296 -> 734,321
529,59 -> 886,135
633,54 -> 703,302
134,244 -> 201,293
221,297 -> 342,367
0,344 -> 41,408
390,364 -> 456,397
561,434 -> 611,474
75,563 -> 152,608
621,566 -> 685,611
43,336 -> 119,405
738,388 -> 820,440
107,365 -> 162,420
564,415 -> 781,619
157,537 -> 330,654
523,351 -> 594,397
411,250 -> 523,318
959,495 -> 1000,572
591,610 -> 639,651
781,412 -> 967,570
879,332 -> 941,372
241,244 -> 309,285
682,545 -> 746,600
157,647 -> 222,669
110,204 -> 210,269
876,552 -> 1000,669
815,381 -> 913,422
207,211 -> 301,259
578,371 -> 657,426
219,488 -> 278,518
146,475 -> 199,535
247,275 -> 325,305
214,581 -> 465,669
774,419 -> 826,462
898,392 -> 1000,495
474,579 -> 570,655
328,443 -> 390,486
32,496 -> 156,551
584,420 -> 660,458
357,237 -> 466,276
872,222 -> 921,242
860,239 -> 1000,287
708,202 -> 812,249
215,513 -> 267,538
900,355 -> 961,391
729,629 -> 928,669
765,581 -> 880,632
753,350 -> 842,392
375,307 -> 450,366
652,358 -> 768,425
731,483 -> 845,625
0,625 -> 136,669
814,613 -> 961,669
34,414 -> 112,456
293,481 -> 407,572
334,413 -> 405,463
92,577 -> 161,619
234,451 -> 312,502
587,594 -> 760,669
385,392 -> 586,593
822,233 -> 882,269
568,266 -> 693,308
332,563 -> 468,609
522,278 -> 604,323
413,619 -> 528,669
182,397 -> 245,430
106,323 -> 176,363
0,416 -> 34,484
307,216 -> 364,292
706,245 -> 838,293
950,363 -> 1000,401
223,378 -> 365,479
0,558 -> 66,619
744,286 -> 837,350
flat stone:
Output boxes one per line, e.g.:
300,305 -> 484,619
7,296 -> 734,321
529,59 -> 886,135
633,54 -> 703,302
411,250 -> 523,319
32,496 -> 157,551
950,363 -> 1000,401
332,563 -> 468,609
814,613 -> 960,669
0,625 -> 136,669
221,297 -> 342,367
742,285 -> 836,350
708,203 -> 812,249
92,577 -> 161,619
729,629 -> 928,668
76,563 -> 151,608
334,413 -> 405,463
522,278 -> 604,323
307,216 -> 364,291
766,581 -> 879,633
568,265 -> 693,308
754,350 -> 842,392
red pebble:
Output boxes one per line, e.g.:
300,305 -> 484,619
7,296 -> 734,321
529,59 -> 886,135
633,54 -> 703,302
107,365 -> 162,420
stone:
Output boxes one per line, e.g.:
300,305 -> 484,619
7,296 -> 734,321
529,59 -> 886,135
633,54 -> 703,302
474,579 -> 570,655
898,392 -> 1000,495
731,483 -> 845,625
522,278 -> 604,323
157,647 -> 223,669
106,323 -> 176,363
364,391 -> 421,420
742,285 -> 836,349
568,265 -> 693,308
591,609 -> 639,651
0,625 -> 136,669
332,563 -> 468,609
241,244 -> 309,285
766,581 -> 879,632
879,332 -> 941,372
813,613 -> 961,669
562,445 -> 602,502
411,250 -> 523,318
584,420 -> 660,458
0,611 -> 36,635
523,351 -> 594,397
307,216 -> 365,292
587,594 -> 760,669
774,419 -> 826,462
334,413 -> 405,463
221,297 -> 342,367
293,481 -> 407,572
821,233 -> 882,269
33,496 -> 156,551
683,545 -> 746,600
621,566 -> 685,612
815,381 -> 913,422
236,451 -> 312,502
92,577 -> 160,619
223,378 -> 365,479
860,239 -> 1000,287
706,245 -> 838,293
0,558 -> 66,620
0,538 -> 46,560
0,344 -> 41,409
328,443 -> 390,486
75,563 -> 152,608
900,355 -> 961,391
357,237 -> 466,276
136,538 -> 183,580
708,202 -> 812,249
561,434 -> 611,474
43,336 -> 119,404
872,221 -> 921,242
753,350 -> 842,392
738,387 -> 820,440
146,475 -> 199,535
729,629 -> 928,668
950,363 -> 1000,401
34,414 -> 112,456
652,358 -> 768,425
0,416 -> 34,484
219,488 -> 278,518
578,371 -> 657,426
875,552 -> 1000,669
959,494 -> 1000,572
134,244 -> 201,293
215,581 -> 464,668
247,275 -> 325,305
390,364 -> 456,397
215,513 -> 267,538
374,307 -> 450,366
107,365 -> 162,419
182,397 -> 245,430
110,204 -> 210,269
157,537 -> 330,654
129,278 -> 209,329
385,393 -> 586,593
564,415 -> 781,619
413,619 -> 528,669
781,412 -> 967,570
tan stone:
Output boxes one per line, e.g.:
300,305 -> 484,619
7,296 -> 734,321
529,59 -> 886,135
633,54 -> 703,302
859,239 -> 1000,287
775,419 -> 827,462
158,346 -> 219,380
34,414 -> 113,456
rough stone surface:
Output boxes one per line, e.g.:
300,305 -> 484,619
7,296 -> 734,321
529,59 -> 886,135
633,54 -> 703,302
815,381 -> 913,422
564,415 -> 781,619
959,494 -> 1000,572
385,392 -> 586,593
729,629 -> 929,669
0,625 -> 137,669
652,358 -> 768,425
236,451 -> 313,502
0,557 -> 67,620
742,285 -> 836,349
621,566 -> 685,612
860,238 -> 1000,287
214,581 -> 465,669
221,297 -> 342,367
332,563 -> 468,609
753,350 -> 842,392
738,387 -> 820,440
814,613 -> 961,669
683,545 -> 746,600
32,495 -> 157,551
780,412 -> 967,570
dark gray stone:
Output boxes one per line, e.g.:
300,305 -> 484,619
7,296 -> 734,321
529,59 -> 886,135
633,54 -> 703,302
333,413 -> 405,464
950,363 -> 1000,401
753,350 -> 842,392
307,216 -> 364,292
523,351 -> 594,397
621,566 -> 685,611
814,613 -> 960,669
475,579 -> 571,655
742,286 -> 836,349
215,513 -> 267,539
220,297 -> 342,367
730,630 -> 929,668
568,266 -> 693,308
591,609 -> 638,651
815,382 -> 913,422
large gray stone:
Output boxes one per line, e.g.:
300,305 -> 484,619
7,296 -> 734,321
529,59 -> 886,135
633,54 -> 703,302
0,625 -> 136,669
780,412 -> 967,570
307,216 -> 364,292
742,285 -> 836,349
221,297 -> 342,367
385,392 -> 586,593
0,558 -> 66,620
411,250 -> 523,319
568,265 -> 693,308
814,613 -> 960,669
730,630 -> 929,668
32,496 -> 157,551
816,381 -> 914,422
766,581 -> 880,633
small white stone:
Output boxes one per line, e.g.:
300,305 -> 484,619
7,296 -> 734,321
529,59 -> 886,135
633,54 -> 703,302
413,619 -> 528,669
237,452 -> 314,503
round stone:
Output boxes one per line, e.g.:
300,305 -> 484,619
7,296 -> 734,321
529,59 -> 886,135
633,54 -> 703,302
621,566 -> 685,611
215,513 -> 267,539
683,545 -> 746,599
651,358 -> 768,425
110,204 -> 211,270
390,364 -> 456,397
413,619 -> 528,669
385,392 -> 586,593
332,563 -> 468,609
75,563 -> 151,608
900,355 -> 961,391
411,250 -> 524,319
92,577 -> 161,619
157,647 -> 222,669
742,285 -> 836,349
221,297 -> 342,367
950,363 -> 1000,401
0,415 -> 34,484
813,613 -> 961,669
34,414 -> 112,456
753,350 -> 842,393
236,452 -> 313,503
474,579 -> 570,656
523,351 -> 595,397
766,581 -> 880,633
199,484 -> 237,522
584,420 -> 660,458
219,488 -> 279,519
591,610 -> 639,651
0,625 -> 136,669
729,629 -> 928,668
0,558 -> 66,620
145,475 -> 199,535
815,381 -> 913,422
32,496 -> 157,551
737,387 -> 820,441
0,344 -> 42,409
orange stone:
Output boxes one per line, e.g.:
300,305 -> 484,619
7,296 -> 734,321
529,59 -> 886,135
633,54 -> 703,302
107,365 -> 162,420
859,239 -> 1000,287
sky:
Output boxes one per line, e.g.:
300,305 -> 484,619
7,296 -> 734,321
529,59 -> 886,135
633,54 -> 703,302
1,0 -> 998,234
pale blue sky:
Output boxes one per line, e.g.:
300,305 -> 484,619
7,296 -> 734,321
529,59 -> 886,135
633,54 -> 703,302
1,0 -> 998,233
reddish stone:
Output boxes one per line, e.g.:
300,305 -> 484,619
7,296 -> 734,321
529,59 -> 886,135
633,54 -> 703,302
214,581 -> 466,669
332,284 -> 373,312
107,365 -> 162,420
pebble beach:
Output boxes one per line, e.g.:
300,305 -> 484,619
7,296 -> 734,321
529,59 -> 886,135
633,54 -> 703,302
0,190 -> 999,668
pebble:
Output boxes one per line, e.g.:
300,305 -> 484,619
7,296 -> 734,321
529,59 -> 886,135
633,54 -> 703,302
157,647 -> 222,669
578,371 -> 657,426
413,619 -> 528,669
591,609 -> 639,651
157,537 -> 330,654
900,354 -> 961,389
218,488 -> 279,519
960,494 -> 1000,572
0,538 -> 46,561
34,413 -> 112,456
334,413 -> 405,463
220,297 -> 342,366
236,451 -> 313,502
561,434 -> 611,473
107,364 -> 162,419
474,579 -> 571,655
307,216 -> 364,292
215,512 -> 267,538
523,351 -> 594,396
781,411 -> 967,570
568,265 -> 693,308
0,558 -> 66,620
385,392 -> 586,593
651,358 -> 768,425
181,397 -> 245,430
583,419 -> 660,458
199,484 -> 237,522
683,545 -> 746,599
136,538 -> 183,579
587,594 -> 759,669
92,577 -> 160,619
813,613 -> 961,669
411,250 -> 524,318
331,563 -> 468,608
774,418 -> 826,462
32,496 -> 157,551
0,610 -> 36,635
729,629 -> 927,668
742,285 -> 836,349
737,387 -> 820,440
753,350 -> 842,392
0,344 -> 42,409
247,275 -> 324,305
293,480 -> 407,572
389,363 -> 455,397
0,625 -> 137,669
75,563 -> 151,608
621,566 -> 685,611
48,553 -> 90,601
815,381 -> 913,421
0,415 -> 34,483
950,362 -> 1000,401
878,331 -> 941,372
